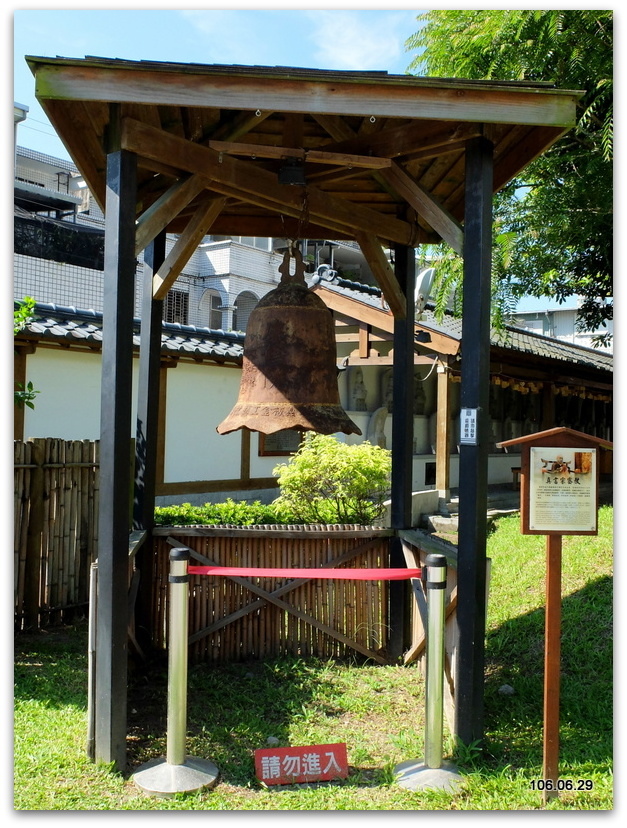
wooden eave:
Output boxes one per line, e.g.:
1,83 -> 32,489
313,284 -> 461,358
314,285 -> 613,392
498,427 -> 613,452
26,56 -> 581,316
488,342 -> 613,391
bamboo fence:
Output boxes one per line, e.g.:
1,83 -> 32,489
14,438 -> 100,630
152,526 -> 395,664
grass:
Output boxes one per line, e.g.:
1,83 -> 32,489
13,506 -> 613,810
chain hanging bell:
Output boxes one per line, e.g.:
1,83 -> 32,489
217,244 -> 361,436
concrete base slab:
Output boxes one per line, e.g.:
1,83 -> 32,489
394,759 -> 464,792
132,756 -> 219,797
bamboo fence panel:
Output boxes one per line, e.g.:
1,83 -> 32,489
151,526 -> 394,664
14,439 -> 100,630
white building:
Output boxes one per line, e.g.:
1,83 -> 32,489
513,295 -> 613,352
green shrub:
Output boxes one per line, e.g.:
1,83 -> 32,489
154,436 -> 391,527
154,498 -> 281,527
273,433 -> 391,525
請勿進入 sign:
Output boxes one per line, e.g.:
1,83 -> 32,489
255,743 -> 348,786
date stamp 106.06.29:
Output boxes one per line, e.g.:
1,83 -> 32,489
530,779 -> 594,793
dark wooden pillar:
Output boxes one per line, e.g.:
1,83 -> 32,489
455,136 -> 493,745
134,232 -> 165,531
389,242 -> 416,659
133,231 -> 166,651
95,147 -> 137,771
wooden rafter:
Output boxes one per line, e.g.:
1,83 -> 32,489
135,174 -> 207,255
152,196 -> 226,300
311,113 -> 467,246
321,120 -> 484,162
381,163 -> 464,254
355,232 -> 407,318
121,117 -> 418,246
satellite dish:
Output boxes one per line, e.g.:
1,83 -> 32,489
415,267 -> 435,316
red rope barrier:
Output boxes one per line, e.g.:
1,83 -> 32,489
188,566 -> 422,580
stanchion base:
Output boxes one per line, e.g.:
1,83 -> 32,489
394,759 -> 464,792
132,756 -> 220,797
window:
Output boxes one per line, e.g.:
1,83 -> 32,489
199,288 -> 223,329
209,293 -> 222,329
163,289 -> 189,325
236,236 -> 271,251
259,429 -> 303,456
232,291 -> 259,332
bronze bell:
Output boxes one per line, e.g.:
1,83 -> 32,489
217,246 -> 361,436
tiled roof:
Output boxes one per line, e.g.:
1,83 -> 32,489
15,302 -> 245,363
318,279 -> 613,374
15,289 -> 613,376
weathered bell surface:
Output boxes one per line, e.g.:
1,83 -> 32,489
217,247 -> 361,437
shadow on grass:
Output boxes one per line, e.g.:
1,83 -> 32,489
125,648 -> 363,785
480,575 -> 612,771
14,621 -> 90,710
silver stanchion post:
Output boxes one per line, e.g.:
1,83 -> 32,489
424,552 -> 446,769
395,554 -> 463,792
166,547 -> 189,767
132,548 -> 219,797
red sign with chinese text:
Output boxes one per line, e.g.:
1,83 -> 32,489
254,743 -> 349,786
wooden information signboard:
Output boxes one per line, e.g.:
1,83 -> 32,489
497,428 -> 612,805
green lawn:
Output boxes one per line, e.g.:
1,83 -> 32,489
14,506 -> 613,810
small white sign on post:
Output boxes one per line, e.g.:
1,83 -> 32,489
460,408 -> 478,445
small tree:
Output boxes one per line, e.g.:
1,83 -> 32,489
14,297 -> 39,410
273,433 -> 391,525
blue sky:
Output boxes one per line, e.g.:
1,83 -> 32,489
12,6 -> 423,160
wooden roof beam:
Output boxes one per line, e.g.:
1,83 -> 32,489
120,117 -> 417,246
355,232 -> 407,319
206,139 -> 392,170
30,58 -> 579,125
381,162 -> 464,254
152,196 -> 226,300
135,174 -> 207,255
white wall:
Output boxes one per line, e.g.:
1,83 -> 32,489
163,362 -> 242,483
23,348 -> 110,440
22,348 -> 246,486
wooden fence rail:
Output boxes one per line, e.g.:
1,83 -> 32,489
14,438 -> 100,630
151,526 -> 395,664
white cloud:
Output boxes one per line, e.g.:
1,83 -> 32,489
180,10 -> 271,65
179,9 -> 418,74
302,10 -> 417,72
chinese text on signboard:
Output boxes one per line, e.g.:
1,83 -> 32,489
528,447 -> 597,533
460,408 -> 478,445
254,743 -> 348,786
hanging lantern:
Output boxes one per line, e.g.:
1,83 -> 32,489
217,245 -> 361,437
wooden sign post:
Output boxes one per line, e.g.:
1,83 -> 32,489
497,428 -> 612,806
